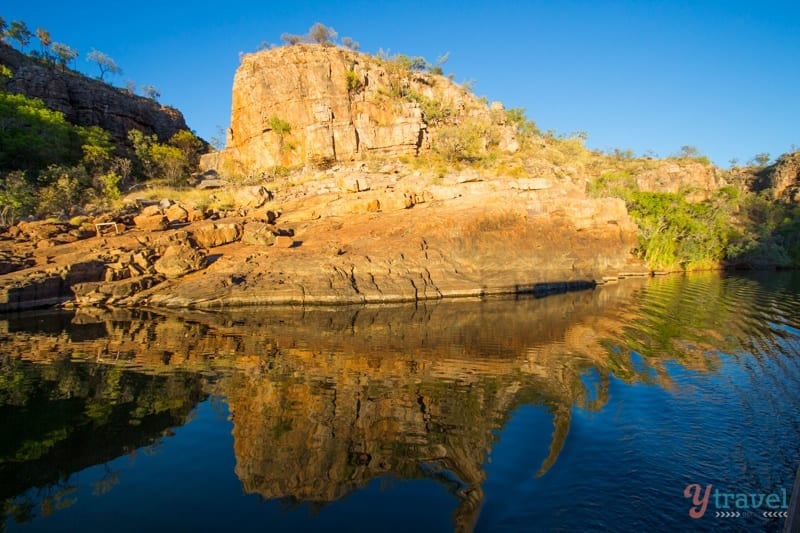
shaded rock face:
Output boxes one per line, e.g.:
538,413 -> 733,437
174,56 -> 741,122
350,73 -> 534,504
206,44 -> 514,175
0,43 -> 188,144
753,151 -> 800,202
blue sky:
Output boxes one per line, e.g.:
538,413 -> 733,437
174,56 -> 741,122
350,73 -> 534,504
3,1 -> 798,167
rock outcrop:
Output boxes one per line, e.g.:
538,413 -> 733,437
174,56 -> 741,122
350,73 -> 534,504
204,44 -> 516,176
742,151 -> 800,202
0,43 -> 188,144
0,166 -> 649,311
632,161 -> 725,200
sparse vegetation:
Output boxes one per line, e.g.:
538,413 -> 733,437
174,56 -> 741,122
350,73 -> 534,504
87,49 -> 121,81
345,69 -> 363,94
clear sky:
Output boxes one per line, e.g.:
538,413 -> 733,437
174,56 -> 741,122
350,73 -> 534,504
3,1 -> 798,167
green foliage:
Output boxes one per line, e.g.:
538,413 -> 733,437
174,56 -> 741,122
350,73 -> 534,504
168,129 -> 204,167
625,191 -> 729,270
127,129 -> 158,179
150,143 -> 187,186
8,20 -> 32,52
345,69 -> 363,93
268,116 -> 291,136
589,169 -> 800,270
504,108 -> 539,138
0,92 -> 80,173
588,171 -> 637,198
97,171 -> 121,201
0,170 -> 36,223
36,165 -> 87,216
79,125 -> 115,173
405,91 -> 451,126
433,120 -> 487,163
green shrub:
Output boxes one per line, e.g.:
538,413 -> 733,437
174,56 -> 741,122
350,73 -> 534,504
405,90 -> 450,126
268,116 -> 291,135
345,69 -> 363,93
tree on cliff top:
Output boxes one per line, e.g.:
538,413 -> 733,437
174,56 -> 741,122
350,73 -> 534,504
88,49 -> 121,81
308,23 -> 337,46
280,23 -> 338,47
51,42 -> 78,71
7,20 -> 32,53
35,27 -> 51,57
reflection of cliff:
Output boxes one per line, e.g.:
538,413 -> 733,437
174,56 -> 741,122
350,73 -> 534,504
0,274 -> 760,530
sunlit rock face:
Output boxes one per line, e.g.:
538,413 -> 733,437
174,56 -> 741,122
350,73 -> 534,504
207,44 -> 514,175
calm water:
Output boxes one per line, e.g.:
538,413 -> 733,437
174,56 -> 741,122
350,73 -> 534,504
1,272 -> 799,532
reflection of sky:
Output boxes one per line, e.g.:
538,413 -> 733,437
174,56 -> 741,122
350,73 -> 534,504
479,345 -> 800,531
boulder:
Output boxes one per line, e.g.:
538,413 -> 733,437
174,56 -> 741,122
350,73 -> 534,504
154,244 -> 207,278
133,214 -> 169,231
242,223 -> 277,246
140,205 -> 163,217
165,204 -> 189,223
235,186 -> 271,209
190,222 -> 244,248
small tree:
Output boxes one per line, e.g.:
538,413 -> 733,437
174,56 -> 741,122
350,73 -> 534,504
0,17 -> 7,39
341,37 -> 359,51
50,42 -> 78,70
151,143 -> 186,186
87,49 -> 121,81
35,27 -> 51,58
125,80 -> 137,94
280,32 -> 304,46
678,145 -> 700,158
8,21 -> 32,52
128,129 -> 158,179
752,152 -> 770,166
140,85 -> 160,101
308,23 -> 336,46
168,130 -> 204,168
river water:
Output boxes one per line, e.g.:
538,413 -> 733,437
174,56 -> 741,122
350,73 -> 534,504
1,271 -> 798,532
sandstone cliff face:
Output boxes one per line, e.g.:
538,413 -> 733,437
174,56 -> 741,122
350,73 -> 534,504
0,43 -> 188,144
207,44 -> 515,175
632,161 -> 725,200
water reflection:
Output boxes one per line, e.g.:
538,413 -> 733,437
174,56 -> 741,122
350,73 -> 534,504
1,272 -> 799,531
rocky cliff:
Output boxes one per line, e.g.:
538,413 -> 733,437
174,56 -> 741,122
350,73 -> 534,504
205,44 -> 517,176
733,151 -> 800,202
0,43 -> 188,144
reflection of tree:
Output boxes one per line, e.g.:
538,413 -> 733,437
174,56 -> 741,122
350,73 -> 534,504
0,359 -> 204,525
91,464 -> 121,497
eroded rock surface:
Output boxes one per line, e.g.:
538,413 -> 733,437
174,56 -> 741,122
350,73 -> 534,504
205,44 -> 516,175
